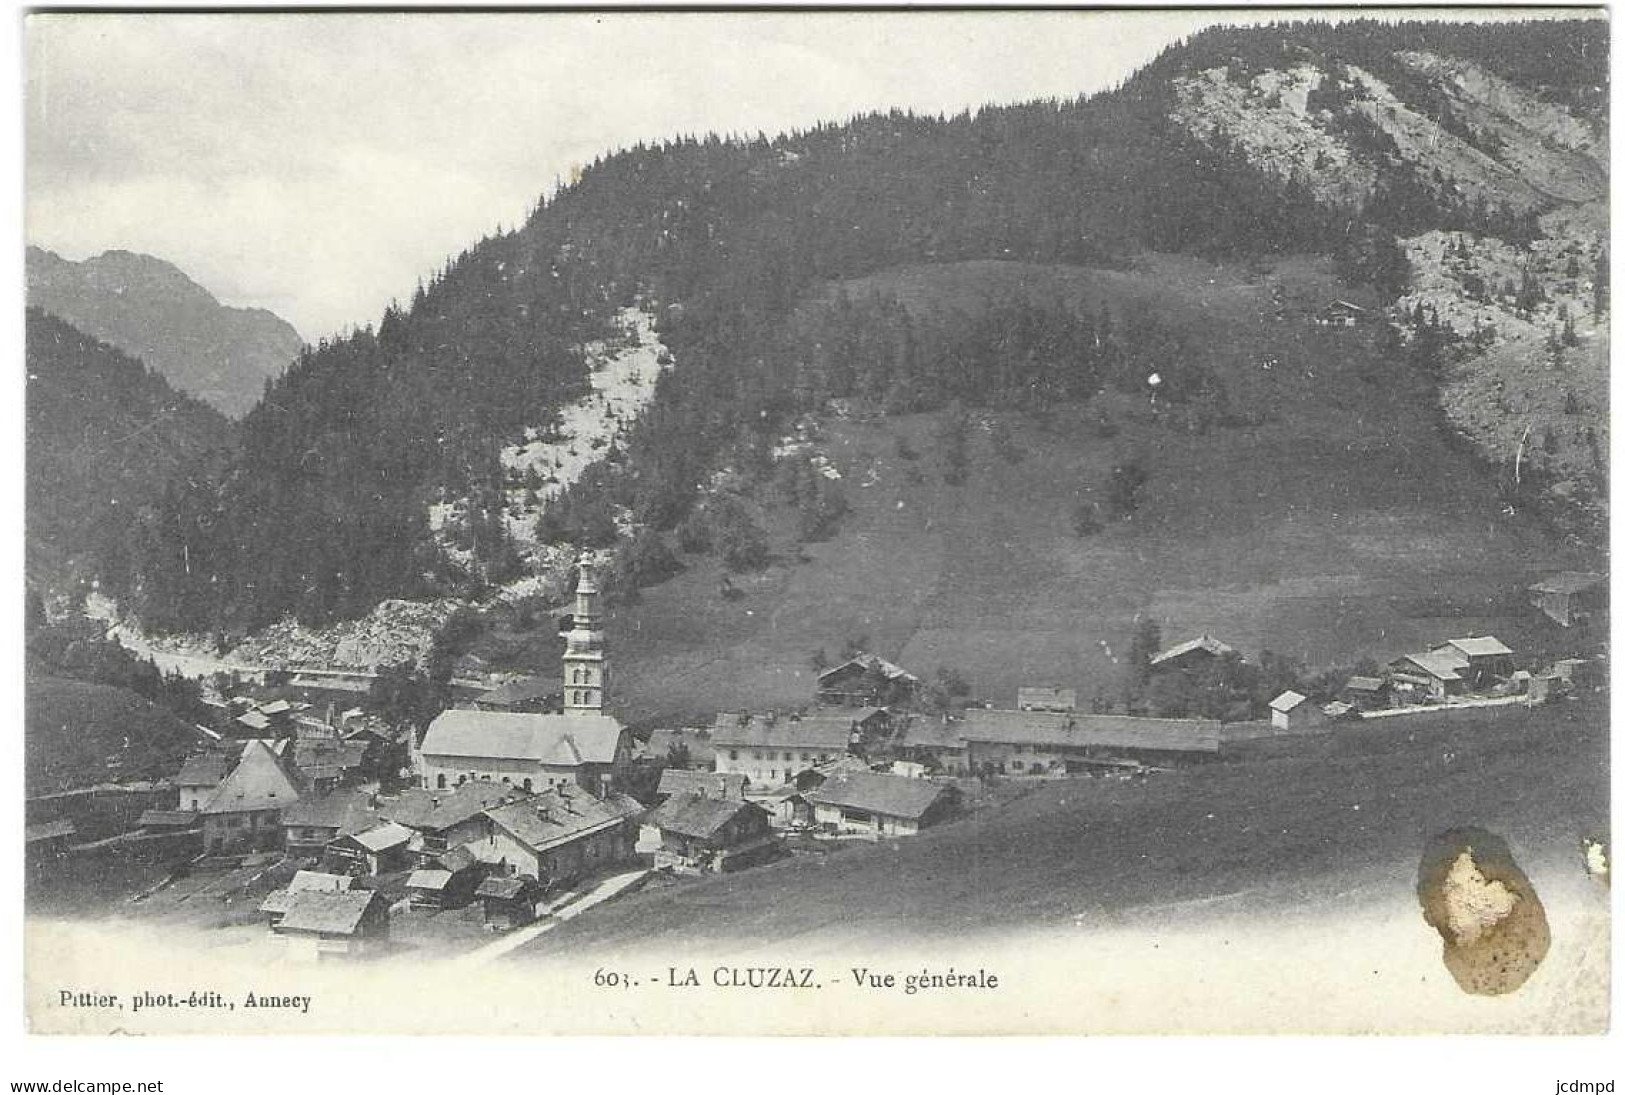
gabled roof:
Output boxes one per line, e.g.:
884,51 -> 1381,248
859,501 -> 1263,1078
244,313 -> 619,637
1442,636 -> 1514,659
657,769 -> 746,800
235,710 -> 272,732
1529,571 -> 1605,595
1269,690 -> 1309,713
1391,652 -> 1463,682
378,780 -> 527,832
292,739 -> 368,777
261,871 -> 354,914
281,789 -> 376,833
817,653 -> 920,686
259,700 -> 293,716
200,741 -> 301,816
407,869 -> 453,892
175,751 -> 235,787
646,792 -> 764,840
275,890 -> 385,935
476,676 -> 564,707
436,845 -> 479,873
710,712 -> 855,750
959,709 -> 1222,753
1150,635 -> 1235,667
803,771 -> 954,821
1016,687 -> 1078,711
419,710 -> 624,766
345,821 -> 414,853
475,876 -> 535,901
892,716 -> 967,751
483,788 -> 641,855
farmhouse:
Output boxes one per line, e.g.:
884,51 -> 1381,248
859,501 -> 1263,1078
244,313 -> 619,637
174,750 -> 236,811
281,789 -> 377,858
1017,686 -> 1077,712
416,565 -> 629,796
1340,675 -> 1389,711
1387,651 -> 1466,704
816,653 -> 921,707
258,870 -> 353,927
271,889 -> 391,960
1317,299 -> 1368,326
1429,636 -> 1515,689
327,821 -> 414,876
1268,690 -> 1327,732
959,709 -> 1221,773
379,779 -> 528,862
1148,635 -> 1236,676
711,711 -> 854,786
474,785 -> 642,889
889,716 -> 969,776
1528,572 -> 1606,628
198,740 -> 301,854
656,769 -> 747,802
645,793 -> 779,873
803,771 -> 959,837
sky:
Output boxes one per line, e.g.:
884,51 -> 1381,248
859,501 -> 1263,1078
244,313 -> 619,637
25,10 -> 1263,341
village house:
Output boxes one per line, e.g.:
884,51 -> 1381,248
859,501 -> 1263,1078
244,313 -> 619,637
816,652 -> 921,708
281,789 -> 377,858
258,870 -> 354,928
959,709 -> 1222,773
327,821 -> 414,876
1268,690 -> 1328,733
711,711 -> 854,786
198,740 -> 302,854
803,770 -> 960,837
174,750 -> 236,812
1340,675 -> 1390,711
290,737 -> 369,793
406,846 -> 484,909
888,715 -> 970,776
1017,686 -> 1077,712
474,676 -> 565,713
1317,299 -> 1368,327
271,889 -> 391,960
645,793 -> 779,874
379,779 -> 529,863
1148,635 -> 1237,677
751,785 -> 813,830
1528,572 -> 1606,628
473,785 -> 642,890
416,564 -> 630,796
656,769 -> 747,802
475,875 -> 543,931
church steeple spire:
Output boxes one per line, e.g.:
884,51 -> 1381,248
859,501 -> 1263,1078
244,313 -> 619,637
563,561 -> 607,714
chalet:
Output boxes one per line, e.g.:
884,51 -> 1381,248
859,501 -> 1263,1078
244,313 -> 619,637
1148,635 -> 1236,676
406,862 -> 479,910
1529,572 -> 1606,628
473,785 -> 642,890
959,709 -> 1222,773
378,779 -> 530,862
643,727 -> 715,770
1268,690 -> 1327,732
1429,636 -> 1515,689
1387,651 -> 1466,704
803,771 -> 959,837
174,750 -> 236,811
271,889 -> 390,960
888,716 -> 969,776
290,738 -> 369,793
475,876 -> 542,931
281,789 -> 377,858
258,870 -> 353,927
656,769 -> 746,802
327,821 -> 414,876
711,711 -> 854,785
816,653 -> 920,708
474,676 -> 564,713
1340,675 -> 1389,711
752,786 -> 812,829
1017,687 -> 1077,712
1317,299 -> 1368,326
416,710 -> 630,796
288,674 -> 373,705
645,793 -> 779,874
198,740 -> 301,854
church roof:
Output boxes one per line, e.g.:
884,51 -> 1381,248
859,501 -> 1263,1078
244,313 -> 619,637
419,709 -> 624,766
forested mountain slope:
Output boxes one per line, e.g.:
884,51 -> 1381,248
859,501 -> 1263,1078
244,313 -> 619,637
104,17 -> 1605,640
26,247 -> 306,417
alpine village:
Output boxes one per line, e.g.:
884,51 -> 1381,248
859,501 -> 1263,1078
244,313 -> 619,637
26,17 -> 1609,966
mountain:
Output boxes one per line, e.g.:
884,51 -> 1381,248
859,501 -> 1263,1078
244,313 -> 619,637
25,308 -> 236,605
114,17 -> 1606,642
25,246 -> 306,417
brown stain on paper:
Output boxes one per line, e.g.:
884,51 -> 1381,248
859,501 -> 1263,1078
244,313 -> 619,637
1417,828 -> 1550,996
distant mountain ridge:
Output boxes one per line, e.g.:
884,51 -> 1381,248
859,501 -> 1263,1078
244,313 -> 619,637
26,245 -> 305,417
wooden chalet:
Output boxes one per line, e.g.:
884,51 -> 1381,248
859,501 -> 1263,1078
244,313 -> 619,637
271,889 -> 390,959
645,793 -> 779,874
815,653 -> 920,707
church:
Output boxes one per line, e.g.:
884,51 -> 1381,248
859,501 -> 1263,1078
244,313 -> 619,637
415,563 -> 632,796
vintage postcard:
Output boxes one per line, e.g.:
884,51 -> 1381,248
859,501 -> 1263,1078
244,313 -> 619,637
19,7 -> 1610,1037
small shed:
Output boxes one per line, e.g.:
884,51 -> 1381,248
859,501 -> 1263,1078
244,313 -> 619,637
475,875 -> 541,931
1268,690 -> 1326,732
328,821 -> 414,876
1340,675 -> 1389,711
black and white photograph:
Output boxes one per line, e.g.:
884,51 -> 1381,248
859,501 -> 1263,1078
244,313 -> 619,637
14,5 -> 1612,1044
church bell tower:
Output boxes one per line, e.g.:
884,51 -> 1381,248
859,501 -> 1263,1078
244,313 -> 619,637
563,561 -> 607,714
